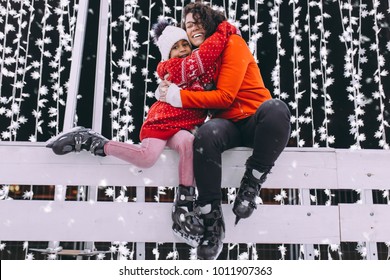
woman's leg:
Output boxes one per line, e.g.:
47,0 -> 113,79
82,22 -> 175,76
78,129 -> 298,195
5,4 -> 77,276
233,99 -> 291,223
166,130 -> 195,187
194,119 -> 241,259
104,138 -> 167,168
193,118 -> 242,204
240,99 -> 291,171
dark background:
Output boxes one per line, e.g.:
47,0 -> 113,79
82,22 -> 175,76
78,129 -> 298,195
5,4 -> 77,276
1,0 -> 389,148
68,0 -> 390,149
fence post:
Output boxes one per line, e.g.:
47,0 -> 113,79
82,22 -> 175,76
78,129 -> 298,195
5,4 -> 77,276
48,186 -> 68,256
300,189 -> 315,260
362,190 -> 378,260
62,0 -> 90,131
92,0 -> 110,133
136,186 -> 146,260
80,186 -> 98,258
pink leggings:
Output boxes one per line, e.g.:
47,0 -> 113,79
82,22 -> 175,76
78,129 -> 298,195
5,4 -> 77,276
104,130 -> 194,186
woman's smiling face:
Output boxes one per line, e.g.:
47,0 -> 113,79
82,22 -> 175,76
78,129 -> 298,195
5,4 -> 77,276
184,13 -> 206,47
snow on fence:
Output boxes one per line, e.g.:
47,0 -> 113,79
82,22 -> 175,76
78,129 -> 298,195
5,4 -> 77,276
0,143 -> 389,259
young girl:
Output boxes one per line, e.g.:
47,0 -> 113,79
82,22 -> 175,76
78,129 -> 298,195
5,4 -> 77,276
47,19 -> 237,247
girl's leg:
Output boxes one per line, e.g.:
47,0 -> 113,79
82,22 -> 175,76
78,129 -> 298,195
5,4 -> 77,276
166,130 -> 195,187
104,138 -> 167,168
167,130 -> 203,247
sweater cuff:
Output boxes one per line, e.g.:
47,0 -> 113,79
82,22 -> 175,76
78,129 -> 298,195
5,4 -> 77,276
166,83 -> 183,108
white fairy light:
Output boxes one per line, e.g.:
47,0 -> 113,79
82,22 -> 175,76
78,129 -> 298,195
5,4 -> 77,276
337,0 -> 367,149
269,0 -> 284,101
371,0 -> 389,149
142,0 -> 154,122
109,1 -> 138,142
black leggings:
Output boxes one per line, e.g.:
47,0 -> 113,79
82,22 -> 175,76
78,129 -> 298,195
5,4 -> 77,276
193,99 -> 291,204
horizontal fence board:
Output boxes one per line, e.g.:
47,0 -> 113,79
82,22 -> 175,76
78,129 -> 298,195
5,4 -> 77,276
225,148 -> 338,189
337,150 -> 390,189
2,142 -> 389,189
1,142 -> 180,187
225,204 -> 340,244
0,201 -> 339,244
339,204 -> 390,242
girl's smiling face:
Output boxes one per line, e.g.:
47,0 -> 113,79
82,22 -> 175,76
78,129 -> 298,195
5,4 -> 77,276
169,39 -> 191,59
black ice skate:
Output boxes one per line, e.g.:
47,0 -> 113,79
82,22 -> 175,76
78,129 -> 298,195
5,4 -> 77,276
232,168 -> 269,225
196,201 -> 225,260
46,126 -> 108,156
172,185 -> 204,247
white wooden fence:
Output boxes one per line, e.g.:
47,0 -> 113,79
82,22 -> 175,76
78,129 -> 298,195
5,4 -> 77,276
1,0 -> 389,260
1,142 -> 389,259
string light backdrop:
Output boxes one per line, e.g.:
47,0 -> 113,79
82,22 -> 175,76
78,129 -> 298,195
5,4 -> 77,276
1,0 -> 388,148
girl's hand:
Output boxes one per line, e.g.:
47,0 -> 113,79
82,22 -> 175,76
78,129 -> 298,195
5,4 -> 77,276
155,75 -> 171,101
159,80 -> 171,102
158,75 -> 171,102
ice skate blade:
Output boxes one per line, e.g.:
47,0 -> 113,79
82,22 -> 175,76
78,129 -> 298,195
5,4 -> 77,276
172,227 -> 201,247
234,216 -> 241,226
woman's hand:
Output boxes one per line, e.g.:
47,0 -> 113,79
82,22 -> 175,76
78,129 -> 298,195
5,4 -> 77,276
155,75 -> 182,107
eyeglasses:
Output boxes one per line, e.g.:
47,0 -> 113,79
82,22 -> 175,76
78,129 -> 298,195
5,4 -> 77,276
185,21 -> 204,30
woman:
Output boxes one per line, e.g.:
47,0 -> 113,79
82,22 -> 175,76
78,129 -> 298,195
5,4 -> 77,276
158,2 -> 291,260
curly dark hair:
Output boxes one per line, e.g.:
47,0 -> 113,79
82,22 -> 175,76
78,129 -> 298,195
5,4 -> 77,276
182,1 -> 226,39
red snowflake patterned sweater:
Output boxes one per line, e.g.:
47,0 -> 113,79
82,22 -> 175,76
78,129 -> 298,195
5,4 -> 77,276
140,21 -> 237,140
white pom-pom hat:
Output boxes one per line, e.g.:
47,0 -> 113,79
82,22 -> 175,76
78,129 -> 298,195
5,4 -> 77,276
156,26 -> 190,61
